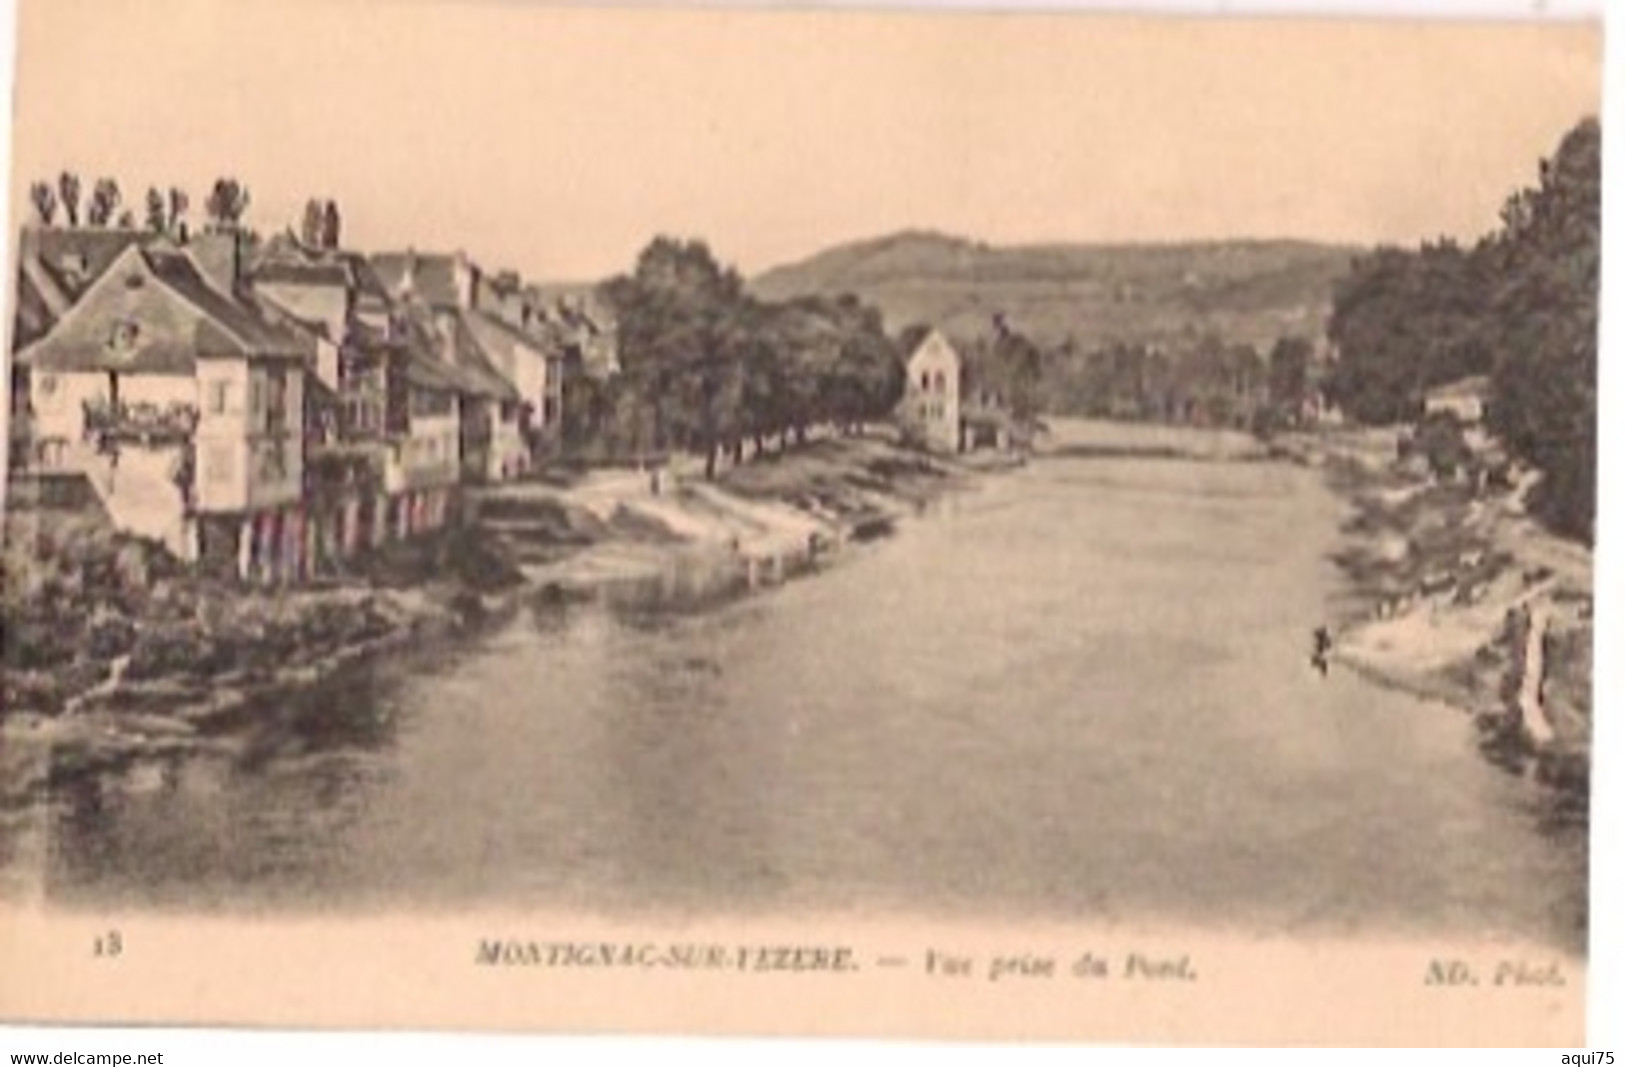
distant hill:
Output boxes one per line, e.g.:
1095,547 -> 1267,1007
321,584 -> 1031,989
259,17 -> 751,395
751,230 -> 1362,352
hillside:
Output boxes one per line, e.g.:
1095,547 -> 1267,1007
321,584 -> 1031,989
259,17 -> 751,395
751,230 -> 1361,352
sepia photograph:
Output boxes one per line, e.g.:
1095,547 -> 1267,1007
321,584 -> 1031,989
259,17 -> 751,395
0,0 -> 1607,1049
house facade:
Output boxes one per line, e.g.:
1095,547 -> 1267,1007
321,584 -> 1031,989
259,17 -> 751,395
8,225 -> 622,583
15,234 -> 310,575
896,326 -> 961,453
1423,375 -> 1491,425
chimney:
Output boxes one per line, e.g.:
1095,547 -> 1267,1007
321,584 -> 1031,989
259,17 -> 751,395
434,310 -> 459,365
453,252 -> 478,311
188,228 -> 243,294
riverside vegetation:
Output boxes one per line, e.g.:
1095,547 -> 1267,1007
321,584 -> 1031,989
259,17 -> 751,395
0,430 -> 986,808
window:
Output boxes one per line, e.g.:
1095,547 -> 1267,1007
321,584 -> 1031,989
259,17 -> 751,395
249,379 -> 263,417
933,371 -> 947,395
38,374 -> 57,396
203,442 -> 235,487
920,372 -> 930,391
264,368 -> 289,434
208,381 -> 231,415
107,321 -> 140,351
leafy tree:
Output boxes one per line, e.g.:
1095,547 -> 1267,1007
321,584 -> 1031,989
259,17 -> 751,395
321,200 -> 342,250
1484,116 -> 1599,541
1411,410 -> 1472,481
28,181 -> 57,225
301,198 -> 326,247
86,177 -> 121,227
167,187 -> 190,234
598,238 -> 903,475
204,177 -> 251,230
1325,240 -> 1492,423
57,171 -> 82,227
600,237 -> 744,471
144,187 -> 168,233
1267,336 -> 1314,419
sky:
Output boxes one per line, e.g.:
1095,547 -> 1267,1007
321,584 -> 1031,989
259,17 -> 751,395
8,0 -> 1602,282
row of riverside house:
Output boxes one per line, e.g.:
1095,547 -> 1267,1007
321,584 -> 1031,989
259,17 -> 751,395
6,222 -> 618,583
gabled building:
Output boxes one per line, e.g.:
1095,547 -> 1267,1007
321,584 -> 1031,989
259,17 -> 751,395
13,232 -> 310,578
250,237 -> 470,553
894,325 -> 961,453
11,226 -> 153,352
372,250 -> 539,477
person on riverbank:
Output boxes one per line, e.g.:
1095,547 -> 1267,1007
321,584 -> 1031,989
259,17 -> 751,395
1311,626 -> 1333,676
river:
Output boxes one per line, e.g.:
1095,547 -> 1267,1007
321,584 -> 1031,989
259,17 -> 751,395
2,449 -> 1590,955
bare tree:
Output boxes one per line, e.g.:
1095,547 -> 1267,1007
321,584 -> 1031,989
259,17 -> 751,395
28,181 -> 58,225
87,177 -> 122,227
320,199 -> 342,250
58,171 -> 82,227
144,187 -> 167,233
301,198 -> 325,247
204,177 -> 251,230
167,187 -> 191,235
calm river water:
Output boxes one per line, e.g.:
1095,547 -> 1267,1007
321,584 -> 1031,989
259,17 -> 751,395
6,451 -> 1590,953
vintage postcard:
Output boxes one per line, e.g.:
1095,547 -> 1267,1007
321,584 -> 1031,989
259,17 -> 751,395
0,0 -> 1603,1048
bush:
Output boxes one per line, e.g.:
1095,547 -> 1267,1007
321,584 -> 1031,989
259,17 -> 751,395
1414,411 -> 1473,480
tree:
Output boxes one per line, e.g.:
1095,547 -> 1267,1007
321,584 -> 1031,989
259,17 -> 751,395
1324,240 -> 1492,424
204,177 -> 251,230
167,187 -> 190,235
599,237 -> 903,474
28,181 -> 57,225
301,198 -> 325,247
86,177 -> 122,227
57,171 -> 82,227
1484,116 -> 1599,541
144,187 -> 168,233
321,200 -> 342,250
600,237 -> 744,471
1266,335 -> 1314,424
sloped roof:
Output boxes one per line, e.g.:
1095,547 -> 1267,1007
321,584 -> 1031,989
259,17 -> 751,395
11,227 -> 154,351
19,245 -> 309,374
144,251 -> 309,357
12,269 -> 58,351
1425,374 -> 1491,400
439,312 -> 520,401
895,323 -> 935,357
371,251 -> 462,309
21,227 -> 150,294
252,237 -> 394,308
465,307 -> 557,357
387,300 -> 517,400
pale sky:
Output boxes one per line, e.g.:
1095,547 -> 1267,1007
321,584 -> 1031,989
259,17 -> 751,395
9,0 -> 1601,281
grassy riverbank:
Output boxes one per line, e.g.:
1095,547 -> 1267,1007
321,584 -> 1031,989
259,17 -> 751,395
1274,428 -> 1593,791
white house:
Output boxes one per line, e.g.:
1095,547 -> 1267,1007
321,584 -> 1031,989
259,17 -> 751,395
15,234 -> 311,578
1423,375 -> 1491,425
895,326 -> 961,453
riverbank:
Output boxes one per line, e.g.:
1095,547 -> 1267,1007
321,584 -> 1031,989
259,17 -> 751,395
1,434 -> 1007,807
0,512 -> 529,808
475,433 -> 997,606
1273,429 -> 1593,792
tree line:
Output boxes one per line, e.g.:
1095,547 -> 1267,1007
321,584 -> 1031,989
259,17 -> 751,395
1042,331 -> 1316,432
573,238 -> 906,478
27,172 -> 259,236
1324,116 -> 1599,541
